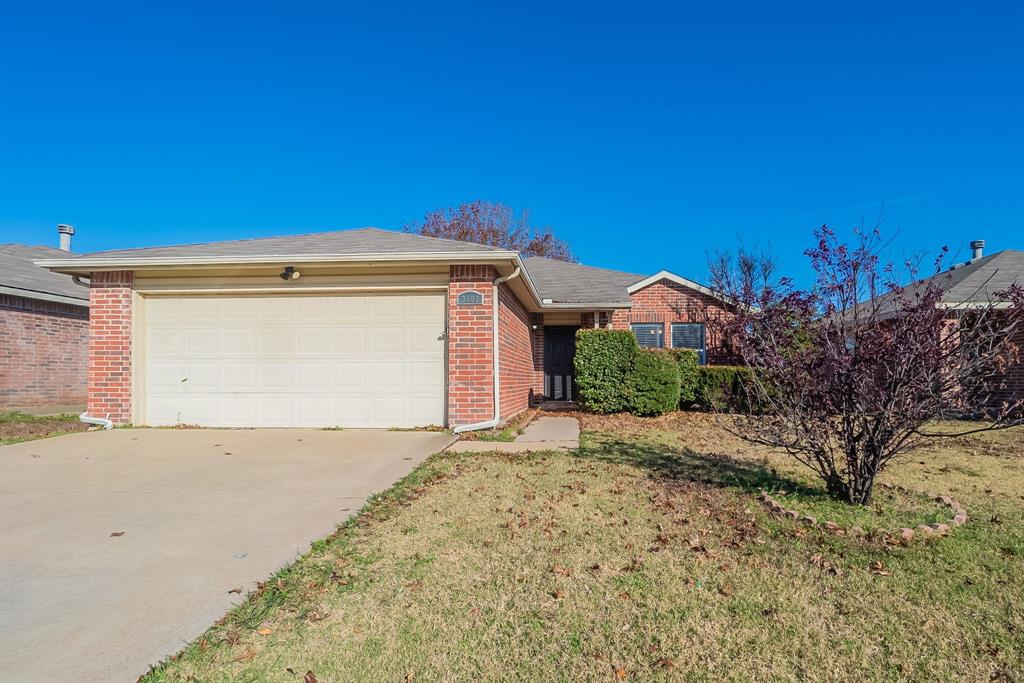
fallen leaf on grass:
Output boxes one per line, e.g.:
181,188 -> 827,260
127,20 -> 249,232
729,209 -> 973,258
256,628 -> 272,635
227,587 -> 243,594
233,649 -> 256,662
551,590 -> 564,599
654,657 -> 675,669
615,667 -> 628,679
718,583 -> 734,597
551,564 -> 573,576
304,672 -> 318,683
870,561 -> 892,576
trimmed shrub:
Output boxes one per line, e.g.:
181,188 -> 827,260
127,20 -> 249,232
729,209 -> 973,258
694,365 -> 755,411
628,350 -> 681,416
575,329 -> 639,413
668,348 -> 701,407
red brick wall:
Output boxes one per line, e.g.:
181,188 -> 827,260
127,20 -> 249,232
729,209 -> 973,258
497,283 -> 540,420
981,321 -> 1024,411
87,271 -> 134,423
447,265 -> 495,426
0,294 -> 88,409
611,280 -> 739,364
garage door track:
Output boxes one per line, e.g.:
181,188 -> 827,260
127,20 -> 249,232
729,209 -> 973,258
0,428 -> 453,682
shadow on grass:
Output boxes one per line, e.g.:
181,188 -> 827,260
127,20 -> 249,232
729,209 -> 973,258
575,435 -> 825,500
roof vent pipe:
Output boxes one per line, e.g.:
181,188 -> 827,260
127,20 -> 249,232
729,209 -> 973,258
57,224 -> 75,252
970,239 -> 985,261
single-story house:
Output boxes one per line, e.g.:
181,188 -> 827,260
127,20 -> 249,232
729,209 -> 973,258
1,227 -> 90,410
927,242 -> 1024,410
37,228 -> 737,430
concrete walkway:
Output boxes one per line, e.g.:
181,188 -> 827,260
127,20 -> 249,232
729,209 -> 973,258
449,416 -> 580,453
0,428 -> 454,683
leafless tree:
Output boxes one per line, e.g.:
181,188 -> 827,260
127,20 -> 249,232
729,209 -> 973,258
404,200 -> 576,262
711,226 -> 1023,504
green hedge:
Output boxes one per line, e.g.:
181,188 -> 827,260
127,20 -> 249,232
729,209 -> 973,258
574,330 -> 638,413
628,350 -> 681,416
694,365 -> 755,411
667,348 -> 701,407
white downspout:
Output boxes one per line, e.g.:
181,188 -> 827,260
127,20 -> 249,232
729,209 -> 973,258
79,412 -> 113,430
452,266 -> 522,434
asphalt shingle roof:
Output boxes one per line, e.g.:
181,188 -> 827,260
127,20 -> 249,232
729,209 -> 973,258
522,256 -> 643,305
931,250 -> 1024,303
0,244 -> 90,304
69,227 -> 507,260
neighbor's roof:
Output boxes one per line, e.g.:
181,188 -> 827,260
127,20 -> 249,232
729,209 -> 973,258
522,256 -> 643,306
930,250 -> 1024,304
60,227 -> 507,261
0,244 -> 90,305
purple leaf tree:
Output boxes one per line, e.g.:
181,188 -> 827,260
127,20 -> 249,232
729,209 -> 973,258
710,226 -> 1023,504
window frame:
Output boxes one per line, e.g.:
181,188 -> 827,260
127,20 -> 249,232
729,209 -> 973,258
630,322 -> 665,349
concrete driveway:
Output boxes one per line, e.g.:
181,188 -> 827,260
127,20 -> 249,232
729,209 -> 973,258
0,428 -> 454,682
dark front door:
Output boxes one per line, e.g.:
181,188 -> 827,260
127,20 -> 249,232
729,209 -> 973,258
544,326 -> 578,401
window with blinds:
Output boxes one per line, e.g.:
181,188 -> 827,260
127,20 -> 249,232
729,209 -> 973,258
630,323 -> 664,348
671,323 -> 706,363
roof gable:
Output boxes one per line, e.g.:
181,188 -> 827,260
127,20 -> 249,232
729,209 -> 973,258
626,270 -> 726,302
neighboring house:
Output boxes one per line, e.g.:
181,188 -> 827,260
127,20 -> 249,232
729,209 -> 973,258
924,243 -> 1024,410
1,229 -> 90,410
36,228 -> 737,429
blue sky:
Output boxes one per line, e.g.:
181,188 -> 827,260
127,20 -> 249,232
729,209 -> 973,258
1,1 -> 1021,285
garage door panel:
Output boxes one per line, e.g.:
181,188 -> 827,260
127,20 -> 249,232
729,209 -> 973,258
149,329 -> 183,354
369,361 -> 405,386
258,328 -> 293,354
145,293 -> 445,428
184,363 -> 220,390
408,326 -> 442,353
332,327 -> 366,353
222,298 -> 256,320
257,298 -> 293,321
223,363 -> 257,390
149,362 -> 185,390
295,297 -> 331,321
409,360 -> 443,388
186,328 -> 220,354
259,363 -> 293,390
296,327 -> 331,354
185,298 -> 220,321
295,362 -> 331,389
222,329 -> 255,354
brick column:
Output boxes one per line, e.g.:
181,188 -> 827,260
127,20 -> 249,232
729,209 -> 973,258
88,271 -> 134,424
448,265 -> 495,426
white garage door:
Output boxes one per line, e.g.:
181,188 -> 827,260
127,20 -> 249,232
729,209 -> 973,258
143,292 -> 446,428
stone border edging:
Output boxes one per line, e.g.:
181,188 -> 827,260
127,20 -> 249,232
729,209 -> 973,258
757,483 -> 968,543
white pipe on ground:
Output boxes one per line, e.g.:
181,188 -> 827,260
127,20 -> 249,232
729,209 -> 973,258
79,412 -> 113,430
452,266 -> 522,434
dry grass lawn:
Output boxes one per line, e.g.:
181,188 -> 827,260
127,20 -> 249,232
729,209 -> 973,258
0,411 -> 89,444
143,412 -> 1023,682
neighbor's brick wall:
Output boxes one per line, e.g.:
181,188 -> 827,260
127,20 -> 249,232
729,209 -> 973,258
981,321 -> 1024,412
447,265 -> 495,426
87,271 -> 134,423
611,280 -> 739,364
497,283 -> 539,420
0,294 -> 88,409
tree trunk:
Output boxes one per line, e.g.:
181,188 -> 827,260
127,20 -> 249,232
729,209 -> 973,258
845,473 -> 875,505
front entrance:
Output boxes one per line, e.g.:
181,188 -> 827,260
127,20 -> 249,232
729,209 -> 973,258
543,326 -> 578,401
